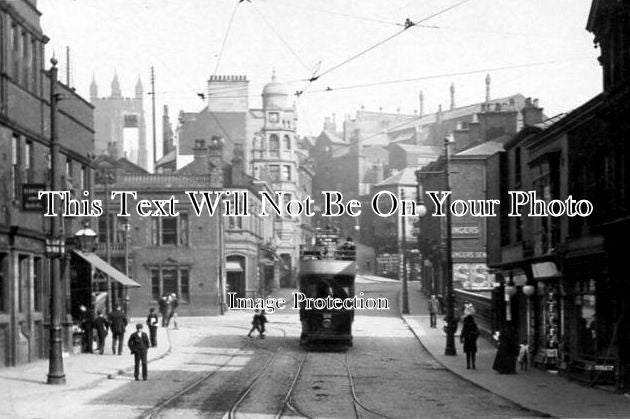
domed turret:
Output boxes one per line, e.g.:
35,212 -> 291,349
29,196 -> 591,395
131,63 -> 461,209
262,68 -> 288,109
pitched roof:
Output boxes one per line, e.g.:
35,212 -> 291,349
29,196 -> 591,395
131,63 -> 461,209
375,167 -> 418,187
453,141 -> 504,157
388,94 -> 527,134
389,143 -> 442,155
156,149 -> 176,166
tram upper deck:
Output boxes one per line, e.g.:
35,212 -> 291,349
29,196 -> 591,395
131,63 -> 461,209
298,235 -> 356,276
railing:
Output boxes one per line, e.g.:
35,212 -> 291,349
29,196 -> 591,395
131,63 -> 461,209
300,245 -> 356,261
116,174 -> 212,187
96,242 -> 126,252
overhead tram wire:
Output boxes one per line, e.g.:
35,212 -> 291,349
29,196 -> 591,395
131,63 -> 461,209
308,0 -> 473,84
304,57 -> 585,95
160,55 -> 591,103
251,1 -> 313,73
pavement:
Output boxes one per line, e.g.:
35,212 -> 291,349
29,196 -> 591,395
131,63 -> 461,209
0,319 -> 171,419
402,280 -> 630,418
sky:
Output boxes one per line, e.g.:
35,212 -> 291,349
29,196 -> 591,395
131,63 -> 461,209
39,0 -> 601,162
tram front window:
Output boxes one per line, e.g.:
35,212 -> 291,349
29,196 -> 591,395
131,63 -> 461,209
302,275 -> 352,300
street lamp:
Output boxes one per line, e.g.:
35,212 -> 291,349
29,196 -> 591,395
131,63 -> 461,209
47,57 -> 66,384
120,221 -> 131,316
415,136 -> 457,356
75,223 -> 97,252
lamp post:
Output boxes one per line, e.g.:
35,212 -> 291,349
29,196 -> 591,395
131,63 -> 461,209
400,188 -> 409,315
415,136 -> 457,356
47,57 -> 66,384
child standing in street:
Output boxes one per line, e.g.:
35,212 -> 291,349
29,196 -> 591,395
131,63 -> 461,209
146,307 -> 159,347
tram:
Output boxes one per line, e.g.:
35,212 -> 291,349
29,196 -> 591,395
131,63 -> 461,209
297,228 -> 356,348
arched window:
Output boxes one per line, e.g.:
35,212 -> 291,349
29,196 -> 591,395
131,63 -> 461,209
283,135 -> 291,150
269,134 -> 279,158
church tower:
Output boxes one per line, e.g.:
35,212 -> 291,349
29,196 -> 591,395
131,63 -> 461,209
91,72 -> 148,170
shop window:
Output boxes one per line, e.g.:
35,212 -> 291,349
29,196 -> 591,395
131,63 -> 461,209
575,278 -> 613,360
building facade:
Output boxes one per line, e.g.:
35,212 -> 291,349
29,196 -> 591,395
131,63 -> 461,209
0,0 -> 94,366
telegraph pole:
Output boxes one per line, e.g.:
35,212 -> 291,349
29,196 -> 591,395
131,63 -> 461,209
149,66 -> 157,172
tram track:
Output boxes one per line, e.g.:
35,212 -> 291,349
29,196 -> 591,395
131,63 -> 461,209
276,349 -> 392,419
140,324 -> 257,419
226,326 -> 288,419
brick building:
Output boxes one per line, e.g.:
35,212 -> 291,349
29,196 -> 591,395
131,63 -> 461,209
94,140 -> 223,316
0,0 -> 94,366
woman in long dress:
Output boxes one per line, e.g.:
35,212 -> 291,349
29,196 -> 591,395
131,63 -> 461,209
492,322 -> 519,374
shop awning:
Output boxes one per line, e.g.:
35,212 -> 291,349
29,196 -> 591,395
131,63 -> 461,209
226,261 -> 243,272
531,261 -> 561,279
74,250 -> 141,288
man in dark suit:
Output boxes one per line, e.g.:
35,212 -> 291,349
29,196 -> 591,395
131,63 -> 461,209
128,323 -> 151,381
92,310 -> 109,355
108,305 -> 128,355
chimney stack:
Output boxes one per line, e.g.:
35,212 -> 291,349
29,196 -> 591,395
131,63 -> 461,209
450,83 -> 455,110
522,97 -> 544,127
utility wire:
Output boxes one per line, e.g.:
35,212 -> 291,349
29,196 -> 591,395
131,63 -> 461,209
158,56 -> 591,101
251,1 -> 312,73
311,0 -> 472,83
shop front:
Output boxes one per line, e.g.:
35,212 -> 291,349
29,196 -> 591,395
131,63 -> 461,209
493,258 -> 564,371
564,251 -> 617,386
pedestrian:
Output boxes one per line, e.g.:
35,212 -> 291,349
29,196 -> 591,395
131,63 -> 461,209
428,295 -> 440,328
168,293 -> 179,329
92,310 -> 109,355
247,310 -> 261,338
463,301 -> 476,318
79,305 -> 93,353
258,311 -> 268,338
518,343 -> 529,371
460,315 -> 480,369
127,323 -> 151,381
492,322 -> 519,374
159,294 -> 170,327
146,307 -> 159,347
108,305 -> 128,355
